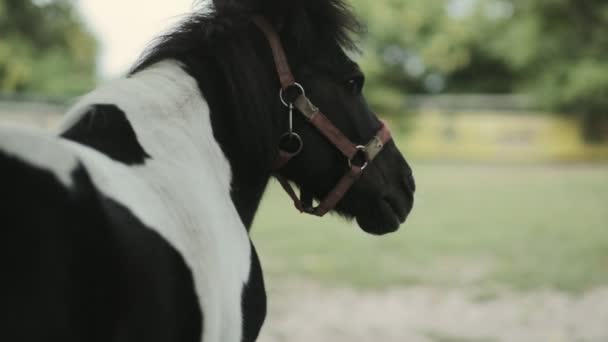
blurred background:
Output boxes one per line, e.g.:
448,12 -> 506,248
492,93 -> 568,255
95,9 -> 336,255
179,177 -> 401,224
1,0 -> 607,341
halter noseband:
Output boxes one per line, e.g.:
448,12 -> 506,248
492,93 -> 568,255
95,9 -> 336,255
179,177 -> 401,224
253,17 -> 392,217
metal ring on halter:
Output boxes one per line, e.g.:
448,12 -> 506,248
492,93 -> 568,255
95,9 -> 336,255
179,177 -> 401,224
279,83 -> 305,107
348,145 -> 369,170
279,132 -> 304,155
288,104 -> 294,134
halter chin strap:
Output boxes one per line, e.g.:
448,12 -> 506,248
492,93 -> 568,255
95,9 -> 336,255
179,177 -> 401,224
253,16 -> 392,217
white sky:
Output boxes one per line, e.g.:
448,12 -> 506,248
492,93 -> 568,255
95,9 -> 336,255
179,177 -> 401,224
77,0 -> 205,79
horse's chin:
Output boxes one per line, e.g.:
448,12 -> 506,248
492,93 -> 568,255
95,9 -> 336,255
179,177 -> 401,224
354,195 -> 412,235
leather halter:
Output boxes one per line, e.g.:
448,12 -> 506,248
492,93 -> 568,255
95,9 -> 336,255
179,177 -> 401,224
253,16 -> 392,217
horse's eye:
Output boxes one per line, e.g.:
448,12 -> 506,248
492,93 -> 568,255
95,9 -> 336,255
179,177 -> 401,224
345,75 -> 364,95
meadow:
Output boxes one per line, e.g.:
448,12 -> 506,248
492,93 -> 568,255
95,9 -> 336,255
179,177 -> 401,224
252,162 -> 608,293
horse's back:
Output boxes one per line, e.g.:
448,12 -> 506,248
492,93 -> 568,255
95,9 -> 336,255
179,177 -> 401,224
0,127 -> 202,341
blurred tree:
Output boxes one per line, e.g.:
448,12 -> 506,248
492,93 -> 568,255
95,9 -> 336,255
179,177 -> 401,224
350,0 -> 517,122
0,0 -> 97,98
486,0 -> 608,142
350,0 -> 608,142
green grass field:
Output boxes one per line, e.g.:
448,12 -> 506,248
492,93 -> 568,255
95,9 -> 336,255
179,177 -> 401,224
252,162 -> 608,293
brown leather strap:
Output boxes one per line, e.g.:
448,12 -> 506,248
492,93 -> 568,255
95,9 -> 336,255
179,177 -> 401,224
253,17 -> 295,89
271,124 -> 391,217
293,94 -> 359,158
294,94 -> 391,160
272,149 -> 298,170
273,166 -> 362,217
310,125 -> 390,216
275,174 -> 305,212
312,166 -> 363,216
309,111 -> 358,159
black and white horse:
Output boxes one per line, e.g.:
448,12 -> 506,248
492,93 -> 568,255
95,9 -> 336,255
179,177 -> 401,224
0,0 -> 415,341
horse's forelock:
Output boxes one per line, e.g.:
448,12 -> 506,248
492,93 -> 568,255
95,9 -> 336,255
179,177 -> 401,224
207,0 -> 364,50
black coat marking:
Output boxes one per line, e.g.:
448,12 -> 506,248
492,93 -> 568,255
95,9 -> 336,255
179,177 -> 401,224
0,152 -> 201,341
241,242 -> 267,342
61,104 -> 151,165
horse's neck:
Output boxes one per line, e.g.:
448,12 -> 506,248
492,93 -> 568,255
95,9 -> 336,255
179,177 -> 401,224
61,60 -> 272,229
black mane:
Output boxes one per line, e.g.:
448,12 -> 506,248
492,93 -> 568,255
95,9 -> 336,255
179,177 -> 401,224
131,0 -> 363,74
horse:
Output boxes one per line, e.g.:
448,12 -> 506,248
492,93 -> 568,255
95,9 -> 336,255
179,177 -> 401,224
0,0 -> 415,341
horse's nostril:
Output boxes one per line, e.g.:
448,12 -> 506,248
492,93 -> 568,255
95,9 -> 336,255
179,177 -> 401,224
405,173 -> 416,193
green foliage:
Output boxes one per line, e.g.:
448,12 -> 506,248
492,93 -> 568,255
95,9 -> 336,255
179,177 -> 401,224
486,0 -> 608,137
0,0 -> 97,97
351,0 -> 513,94
349,0 -> 608,140
349,0 -> 518,123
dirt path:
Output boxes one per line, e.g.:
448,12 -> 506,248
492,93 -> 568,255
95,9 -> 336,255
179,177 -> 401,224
259,281 -> 608,342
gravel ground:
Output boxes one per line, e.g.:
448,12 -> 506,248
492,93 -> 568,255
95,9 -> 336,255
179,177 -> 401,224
260,281 -> 608,342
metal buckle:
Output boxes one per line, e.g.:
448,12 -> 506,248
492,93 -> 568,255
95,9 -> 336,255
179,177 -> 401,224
278,132 -> 304,156
279,83 -> 305,107
348,145 -> 369,170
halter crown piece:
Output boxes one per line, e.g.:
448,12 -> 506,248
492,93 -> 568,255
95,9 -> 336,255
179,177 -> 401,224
253,16 -> 392,217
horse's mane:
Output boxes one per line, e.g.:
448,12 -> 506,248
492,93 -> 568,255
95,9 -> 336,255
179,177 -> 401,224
131,0 -> 363,74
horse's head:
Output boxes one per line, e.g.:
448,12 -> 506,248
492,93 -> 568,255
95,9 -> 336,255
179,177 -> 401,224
213,0 -> 415,234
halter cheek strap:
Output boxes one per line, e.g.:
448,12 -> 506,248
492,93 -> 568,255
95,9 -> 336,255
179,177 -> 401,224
253,16 -> 392,217
253,17 -> 296,89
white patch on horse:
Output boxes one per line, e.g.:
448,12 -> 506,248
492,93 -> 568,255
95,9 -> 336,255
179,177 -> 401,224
0,126 -> 78,187
1,60 -> 251,342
